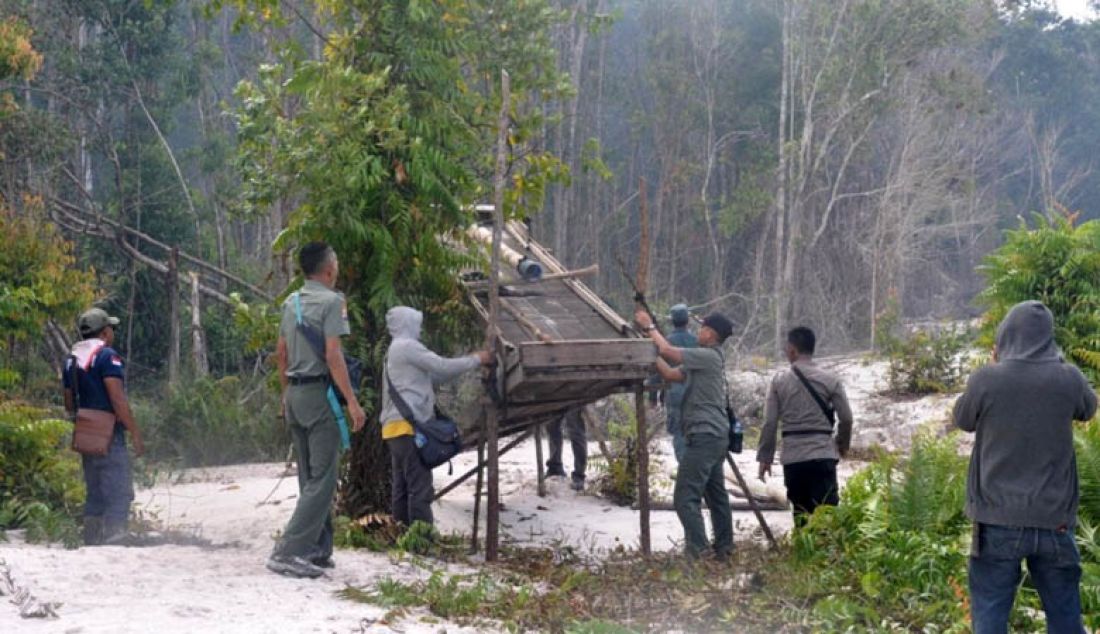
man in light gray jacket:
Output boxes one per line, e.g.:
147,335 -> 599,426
955,300 -> 1097,634
380,306 -> 491,527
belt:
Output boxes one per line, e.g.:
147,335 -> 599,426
782,429 -> 833,438
288,375 -> 327,385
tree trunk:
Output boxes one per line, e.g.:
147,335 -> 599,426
773,0 -> 791,355
166,247 -> 180,385
189,272 -> 208,377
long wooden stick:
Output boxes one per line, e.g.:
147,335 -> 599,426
484,68 -> 511,563
726,455 -> 778,549
434,429 -> 532,501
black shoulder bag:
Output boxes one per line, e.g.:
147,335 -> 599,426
720,350 -> 743,454
788,365 -> 836,437
384,363 -> 462,473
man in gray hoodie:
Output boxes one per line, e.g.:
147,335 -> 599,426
954,300 -> 1097,634
380,306 -> 491,527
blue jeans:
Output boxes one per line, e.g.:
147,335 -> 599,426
969,523 -> 1084,634
81,428 -> 134,522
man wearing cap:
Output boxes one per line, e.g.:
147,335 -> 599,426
756,327 -> 853,526
62,308 -> 144,546
636,309 -> 734,559
664,304 -> 698,463
268,241 -> 367,579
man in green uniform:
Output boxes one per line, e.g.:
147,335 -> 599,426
636,308 -> 734,560
267,242 -> 366,578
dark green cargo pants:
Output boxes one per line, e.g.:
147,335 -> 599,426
673,433 -> 733,558
273,382 -> 340,559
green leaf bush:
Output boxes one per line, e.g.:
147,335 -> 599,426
782,430 -> 1042,631
132,376 -> 286,467
979,214 -> 1100,384
0,402 -> 83,546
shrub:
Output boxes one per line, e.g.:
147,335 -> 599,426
132,375 -> 287,467
876,302 -> 972,395
0,402 -> 83,546
979,213 -> 1100,384
1075,415 -> 1100,630
781,429 -> 1042,631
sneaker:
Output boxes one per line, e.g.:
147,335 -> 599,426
310,555 -> 335,569
570,476 -> 585,491
266,555 -> 324,579
545,466 -> 567,478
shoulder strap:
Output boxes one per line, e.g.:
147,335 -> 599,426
385,358 -> 421,426
790,365 -> 836,426
68,354 -> 81,415
291,292 -> 328,364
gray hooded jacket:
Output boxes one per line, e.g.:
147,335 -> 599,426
379,307 -> 480,426
953,301 -> 1097,529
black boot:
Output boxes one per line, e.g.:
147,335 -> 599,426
102,519 -> 130,546
82,516 -> 104,546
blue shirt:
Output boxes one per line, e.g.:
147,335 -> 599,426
666,327 -> 698,419
63,345 -> 126,413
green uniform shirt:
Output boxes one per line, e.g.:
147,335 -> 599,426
679,346 -> 727,438
279,279 -> 350,378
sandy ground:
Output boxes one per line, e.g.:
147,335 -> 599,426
0,356 -> 956,633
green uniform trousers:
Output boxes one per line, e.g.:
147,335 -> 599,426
274,382 -> 339,559
673,433 -> 733,558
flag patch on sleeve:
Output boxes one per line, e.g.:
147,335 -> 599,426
111,355 -> 123,366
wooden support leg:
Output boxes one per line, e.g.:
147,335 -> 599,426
470,432 -> 485,554
636,385 -> 651,556
486,403 -> 501,562
726,455 -> 778,549
535,423 -> 546,497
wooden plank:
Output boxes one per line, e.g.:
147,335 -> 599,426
519,339 -> 656,369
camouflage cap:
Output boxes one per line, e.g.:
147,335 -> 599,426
78,308 -> 120,336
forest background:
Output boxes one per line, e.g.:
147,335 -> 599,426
1,0 -> 1100,545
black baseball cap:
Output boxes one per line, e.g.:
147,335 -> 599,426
702,313 -> 733,343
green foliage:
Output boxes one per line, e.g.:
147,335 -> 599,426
0,202 -> 97,352
0,402 -> 83,546
0,16 -> 41,82
1075,415 -> 1100,630
332,514 -> 392,552
979,214 -> 1100,383
781,430 -> 1044,631
875,299 -> 972,395
131,376 -> 286,467
395,519 -> 439,556
594,398 -> 637,506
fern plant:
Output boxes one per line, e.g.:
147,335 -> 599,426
978,213 -> 1100,384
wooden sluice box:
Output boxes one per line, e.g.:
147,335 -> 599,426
463,220 -> 656,429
